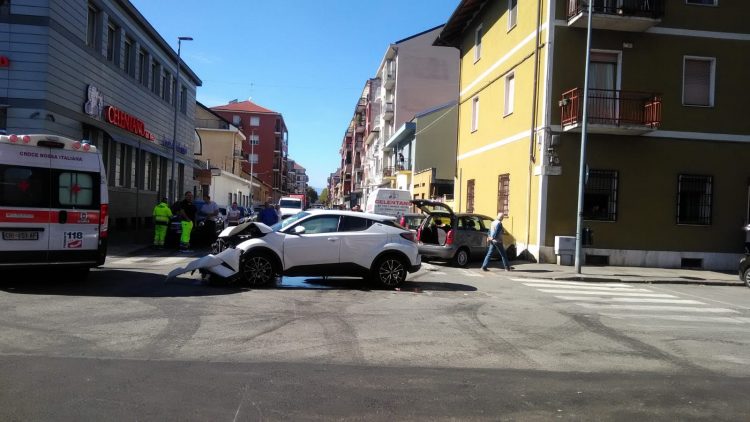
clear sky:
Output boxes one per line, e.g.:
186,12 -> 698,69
130,0 -> 460,191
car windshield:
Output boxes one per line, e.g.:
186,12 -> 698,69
270,211 -> 310,232
280,199 -> 302,208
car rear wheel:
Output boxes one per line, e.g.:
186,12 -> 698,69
744,268 -> 750,288
372,255 -> 407,288
240,253 -> 277,286
452,248 -> 470,268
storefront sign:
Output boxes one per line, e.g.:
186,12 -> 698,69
104,106 -> 155,141
0,56 -> 9,67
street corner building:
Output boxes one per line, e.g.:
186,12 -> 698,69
1,0 -> 202,231
434,0 -> 750,270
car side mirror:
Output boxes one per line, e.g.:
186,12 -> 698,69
293,225 -> 306,235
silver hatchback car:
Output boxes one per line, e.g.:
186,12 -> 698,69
412,200 -> 506,267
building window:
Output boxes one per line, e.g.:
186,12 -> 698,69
249,134 -> 260,145
138,49 -> 147,86
583,170 -> 618,221
161,73 -> 170,101
474,25 -> 482,62
677,175 -> 712,225
0,106 -> 6,134
683,56 -> 715,107
0,0 -> 9,15
115,143 -> 127,187
250,116 -> 260,126
123,37 -> 134,76
471,97 -> 479,132
497,174 -> 510,215
106,20 -> 119,63
151,62 -> 160,95
248,154 -> 259,164
232,115 -> 241,126
686,0 -> 717,5
508,0 -> 518,30
466,179 -> 475,213
180,86 -> 187,113
504,73 -> 515,116
86,4 -> 98,48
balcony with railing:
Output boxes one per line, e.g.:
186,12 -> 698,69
383,60 -> 396,89
356,97 -> 366,112
383,101 -> 394,121
560,88 -> 662,135
567,0 -> 663,32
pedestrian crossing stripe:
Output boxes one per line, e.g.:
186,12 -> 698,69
574,303 -> 739,313
511,278 -> 631,287
554,296 -> 705,305
522,283 -> 652,292
600,314 -> 750,324
537,289 -> 676,298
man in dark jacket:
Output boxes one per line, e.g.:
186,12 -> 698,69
260,201 -> 279,226
174,191 -> 197,251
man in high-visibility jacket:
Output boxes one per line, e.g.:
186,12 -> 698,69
152,197 -> 173,248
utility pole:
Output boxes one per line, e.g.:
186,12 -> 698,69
169,36 -> 192,205
574,2 -> 594,273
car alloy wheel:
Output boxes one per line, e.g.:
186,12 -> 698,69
375,256 -> 406,287
744,268 -> 750,288
453,248 -> 469,268
241,254 -> 275,286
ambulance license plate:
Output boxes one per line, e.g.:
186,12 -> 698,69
2,231 -> 39,241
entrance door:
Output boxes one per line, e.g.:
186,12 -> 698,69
588,52 -> 619,125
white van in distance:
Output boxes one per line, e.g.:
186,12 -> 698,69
0,134 -> 109,278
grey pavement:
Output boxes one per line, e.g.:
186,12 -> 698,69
105,227 -> 745,287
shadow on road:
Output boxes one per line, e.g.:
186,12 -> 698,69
0,268 -> 237,298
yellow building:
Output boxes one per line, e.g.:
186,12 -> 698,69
436,0 -> 750,270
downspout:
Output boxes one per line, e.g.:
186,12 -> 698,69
526,0 -> 544,251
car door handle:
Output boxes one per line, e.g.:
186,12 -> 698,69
327,237 -> 339,241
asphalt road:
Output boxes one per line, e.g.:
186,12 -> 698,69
0,255 -> 748,420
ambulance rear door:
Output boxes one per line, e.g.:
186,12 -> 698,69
47,149 -> 102,266
0,144 -> 52,265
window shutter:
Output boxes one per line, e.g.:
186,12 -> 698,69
684,59 -> 711,106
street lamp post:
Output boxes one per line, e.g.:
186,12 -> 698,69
249,129 -> 255,207
574,2 -> 594,273
169,36 -> 193,205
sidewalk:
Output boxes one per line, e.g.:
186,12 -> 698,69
105,231 -> 745,287
504,261 -> 744,287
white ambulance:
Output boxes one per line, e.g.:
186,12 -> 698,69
0,134 -> 109,278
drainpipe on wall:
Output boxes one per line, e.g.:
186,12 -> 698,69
525,0 -> 544,252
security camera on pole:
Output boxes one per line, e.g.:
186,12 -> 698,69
169,36 -> 193,205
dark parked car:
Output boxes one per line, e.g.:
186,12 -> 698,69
412,200 -> 510,267
739,254 -> 750,288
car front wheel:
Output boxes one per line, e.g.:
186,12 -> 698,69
240,253 -> 277,286
372,255 -> 407,288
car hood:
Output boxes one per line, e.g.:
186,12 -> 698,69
411,199 -> 454,217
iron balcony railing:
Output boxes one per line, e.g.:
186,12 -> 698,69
195,119 -> 230,130
567,0 -> 664,20
560,88 -> 662,129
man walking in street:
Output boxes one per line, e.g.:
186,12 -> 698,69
481,212 -> 512,271
174,191 -> 197,252
227,202 -> 242,226
200,194 -> 220,244
152,197 -> 173,248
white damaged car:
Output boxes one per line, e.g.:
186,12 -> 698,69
168,210 -> 421,288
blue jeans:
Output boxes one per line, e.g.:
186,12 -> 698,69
482,241 -> 510,269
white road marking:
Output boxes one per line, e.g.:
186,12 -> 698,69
512,278 -> 631,287
538,289 -> 676,298
646,285 -> 750,311
523,283 -> 650,292
575,303 -> 739,313
555,296 -> 705,305
601,313 -> 749,324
